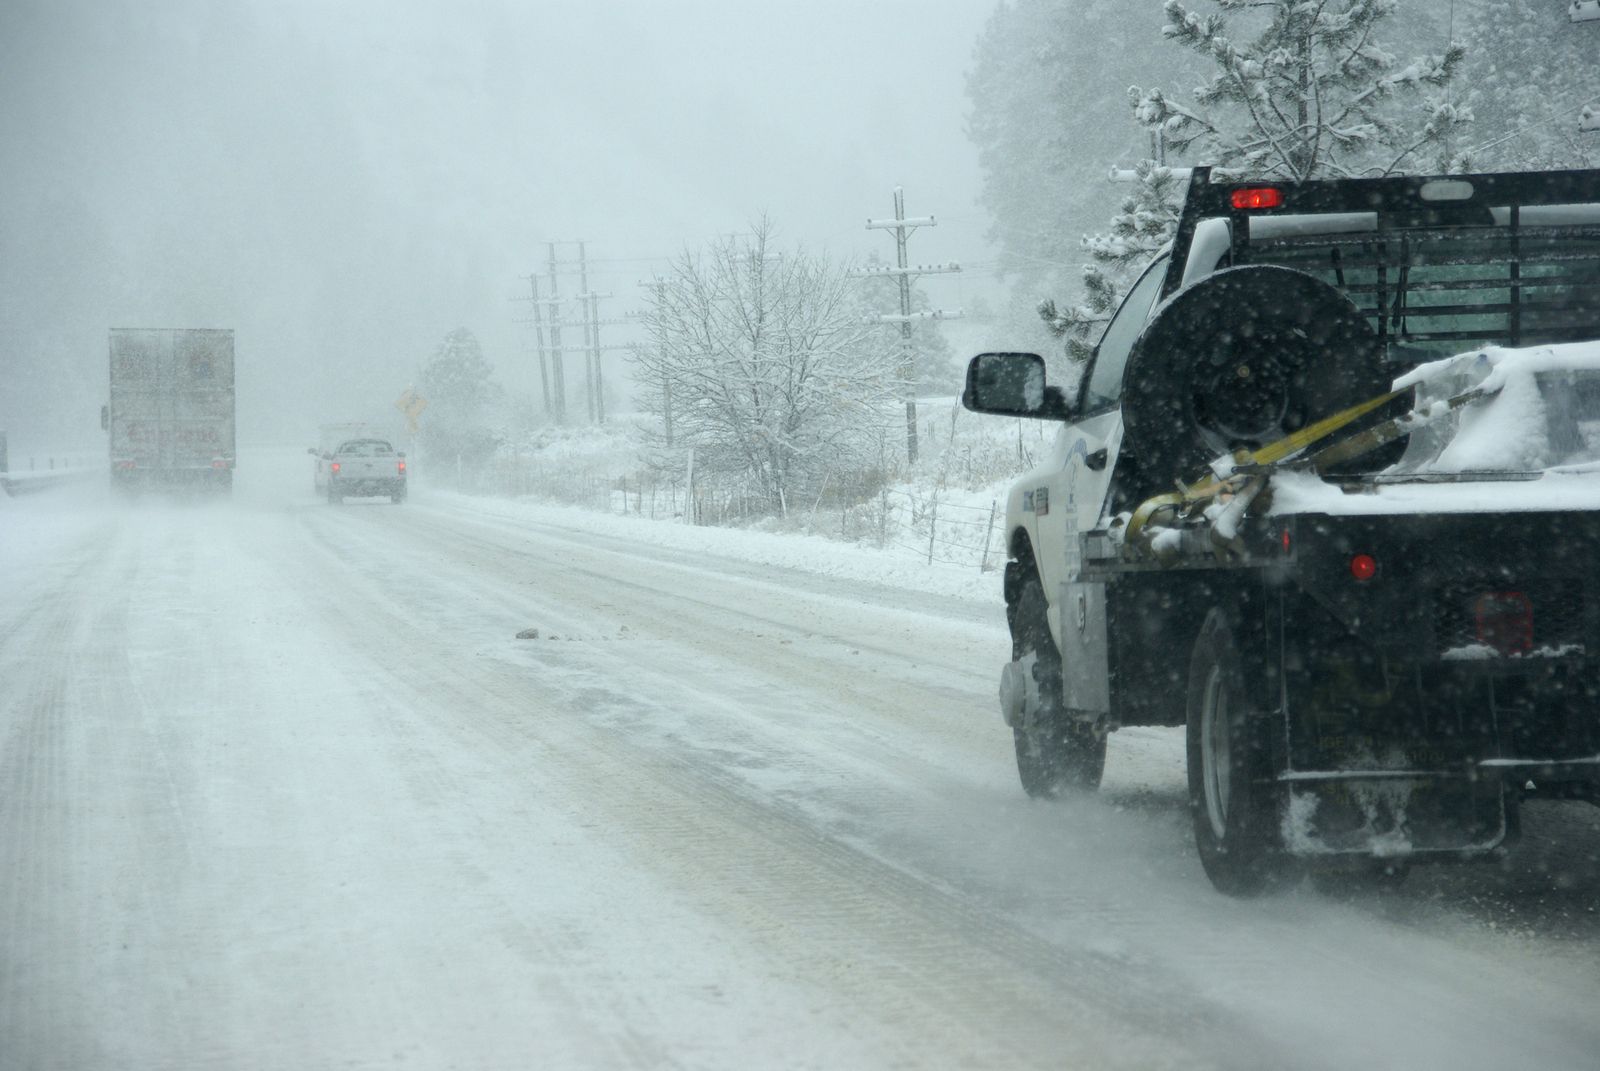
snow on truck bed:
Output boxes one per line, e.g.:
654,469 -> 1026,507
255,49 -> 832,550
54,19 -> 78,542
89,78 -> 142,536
1267,339 -> 1600,517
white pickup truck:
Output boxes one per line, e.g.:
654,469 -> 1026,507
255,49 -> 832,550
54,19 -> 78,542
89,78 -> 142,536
324,437 -> 407,504
965,165 -> 1600,894
310,422 -> 369,495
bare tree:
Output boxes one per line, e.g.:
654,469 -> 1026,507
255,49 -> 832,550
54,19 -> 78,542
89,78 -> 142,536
632,221 -> 900,516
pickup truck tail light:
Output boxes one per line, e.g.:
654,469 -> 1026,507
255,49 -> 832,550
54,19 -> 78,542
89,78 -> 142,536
397,460 -> 407,475
330,461 -> 341,474
1231,186 -> 1284,210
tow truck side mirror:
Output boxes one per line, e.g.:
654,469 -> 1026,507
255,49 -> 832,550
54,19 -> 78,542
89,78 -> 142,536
962,352 -> 1071,421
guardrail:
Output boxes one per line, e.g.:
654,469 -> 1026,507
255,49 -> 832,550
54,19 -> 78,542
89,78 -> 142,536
1,467 -> 101,497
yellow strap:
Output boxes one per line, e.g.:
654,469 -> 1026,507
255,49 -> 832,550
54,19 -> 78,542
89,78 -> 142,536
1125,492 -> 1185,547
1244,389 -> 1404,467
1125,387 -> 1403,549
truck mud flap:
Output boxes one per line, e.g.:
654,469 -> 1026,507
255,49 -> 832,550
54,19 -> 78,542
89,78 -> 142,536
1277,771 -> 1509,858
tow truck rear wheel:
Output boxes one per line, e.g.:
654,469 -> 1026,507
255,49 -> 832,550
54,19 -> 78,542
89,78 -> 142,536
1010,572 -> 1106,797
1186,610 -> 1290,896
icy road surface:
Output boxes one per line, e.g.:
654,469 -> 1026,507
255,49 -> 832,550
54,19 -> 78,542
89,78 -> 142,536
3,449 -> 1599,1071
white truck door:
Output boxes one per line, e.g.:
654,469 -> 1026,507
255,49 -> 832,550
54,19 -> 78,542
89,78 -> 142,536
1055,256 -> 1170,716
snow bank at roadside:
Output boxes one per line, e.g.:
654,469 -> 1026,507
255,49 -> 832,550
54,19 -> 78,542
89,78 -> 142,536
427,489 -> 1004,604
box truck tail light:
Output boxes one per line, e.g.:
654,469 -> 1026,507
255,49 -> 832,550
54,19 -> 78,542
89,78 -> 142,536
114,459 -> 136,471
1475,592 -> 1533,655
211,458 -> 230,469
330,461 -> 340,474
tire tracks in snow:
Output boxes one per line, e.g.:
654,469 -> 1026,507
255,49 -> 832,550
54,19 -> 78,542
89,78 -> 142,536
289,505 -> 1295,1070
297,498 -> 1600,1071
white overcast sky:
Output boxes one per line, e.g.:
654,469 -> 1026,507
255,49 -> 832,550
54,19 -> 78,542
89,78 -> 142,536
0,0 -> 1001,449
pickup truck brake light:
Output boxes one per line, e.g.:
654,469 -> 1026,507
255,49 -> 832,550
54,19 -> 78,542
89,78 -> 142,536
330,461 -> 341,474
1230,187 -> 1284,210
397,459 -> 407,475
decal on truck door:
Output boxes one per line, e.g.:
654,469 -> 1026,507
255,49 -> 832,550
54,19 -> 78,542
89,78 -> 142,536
1034,487 -> 1049,516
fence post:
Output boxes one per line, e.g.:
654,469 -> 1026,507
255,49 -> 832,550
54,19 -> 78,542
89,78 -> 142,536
979,500 -> 998,573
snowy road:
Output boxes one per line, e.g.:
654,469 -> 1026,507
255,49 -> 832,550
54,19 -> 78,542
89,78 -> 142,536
3,450 -> 1600,1070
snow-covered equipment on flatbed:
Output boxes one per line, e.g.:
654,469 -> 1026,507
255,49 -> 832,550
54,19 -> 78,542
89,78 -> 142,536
964,167 -> 1600,895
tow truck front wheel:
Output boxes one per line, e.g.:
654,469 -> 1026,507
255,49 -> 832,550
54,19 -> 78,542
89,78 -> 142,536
1186,611 -> 1289,896
1010,573 -> 1106,797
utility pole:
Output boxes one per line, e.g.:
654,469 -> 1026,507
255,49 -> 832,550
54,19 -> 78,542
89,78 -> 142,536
519,242 -> 637,426
589,290 -> 606,423
574,241 -> 613,424
546,244 -> 567,422
527,273 -> 552,417
857,186 -> 963,464
578,241 -> 596,422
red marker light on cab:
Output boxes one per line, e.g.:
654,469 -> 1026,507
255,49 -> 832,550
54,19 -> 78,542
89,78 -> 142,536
1231,187 -> 1284,210
1350,553 -> 1377,581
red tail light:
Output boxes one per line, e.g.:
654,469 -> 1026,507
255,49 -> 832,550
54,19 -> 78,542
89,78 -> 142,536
397,460 -> 406,474
1475,592 -> 1533,655
1231,187 -> 1284,210
211,458 -> 229,469
330,461 -> 341,473
1350,553 -> 1377,581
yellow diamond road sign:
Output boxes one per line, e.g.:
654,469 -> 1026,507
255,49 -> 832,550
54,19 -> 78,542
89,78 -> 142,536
395,388 -> 429,432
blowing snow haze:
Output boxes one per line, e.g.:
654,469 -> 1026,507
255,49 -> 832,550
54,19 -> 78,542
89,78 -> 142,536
0,0 -> 994,453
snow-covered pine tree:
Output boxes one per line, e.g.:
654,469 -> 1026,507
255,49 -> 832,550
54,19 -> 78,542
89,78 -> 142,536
418,327 -> 503,473
1132,0 -> 1469,181
1042,1 -> 1472,375
1458,0 -> 1597,171
966,0 -> 1191,306
1038,160 -> 1184,366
